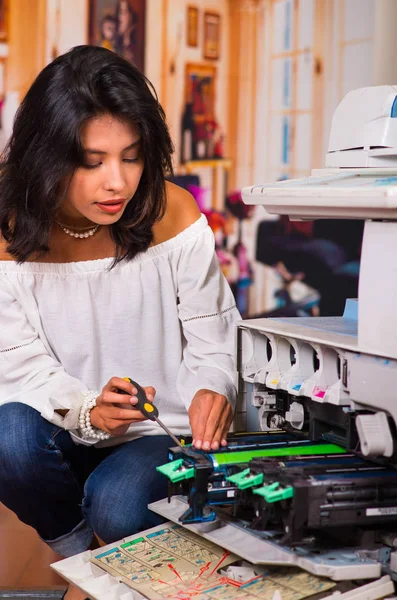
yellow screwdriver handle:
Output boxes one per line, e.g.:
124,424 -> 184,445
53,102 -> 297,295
118,377 -> 159,421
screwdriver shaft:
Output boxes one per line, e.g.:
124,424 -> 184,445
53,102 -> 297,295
154,415 -> 185,449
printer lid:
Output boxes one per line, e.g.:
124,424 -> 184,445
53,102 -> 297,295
242,169 -> 397,220
243,86 -> 397,220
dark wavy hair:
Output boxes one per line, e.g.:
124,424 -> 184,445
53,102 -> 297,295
0,45 -> 174,263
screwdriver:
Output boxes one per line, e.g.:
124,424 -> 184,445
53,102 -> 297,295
118,377 -> 186,450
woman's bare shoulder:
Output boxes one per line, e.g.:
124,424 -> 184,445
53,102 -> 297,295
153,181 -> 201,245
0,237 -> 14,261
166,181 -> 201,228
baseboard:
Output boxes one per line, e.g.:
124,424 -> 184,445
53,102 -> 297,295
0,592 -> 65,599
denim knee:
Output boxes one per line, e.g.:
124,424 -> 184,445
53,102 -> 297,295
82,437 -> 170,543
0,403 -> 59,478
0,402 -> 92,545
83,474 -> 165,543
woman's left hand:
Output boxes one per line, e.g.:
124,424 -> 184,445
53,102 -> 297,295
188,389 -> 233,451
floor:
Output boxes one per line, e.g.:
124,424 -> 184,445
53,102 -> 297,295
0,503 -> 65,591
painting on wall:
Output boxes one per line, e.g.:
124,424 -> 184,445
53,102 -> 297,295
186,63 -> 216,121
203,11 -> 220,60
181,63 -> 220,162
0,0 -> 8,41
187,6 -> 199,47
88,0 -> 146,72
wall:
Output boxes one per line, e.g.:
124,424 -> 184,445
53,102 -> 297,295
6,0 -> 46,95
45,0 -> 165,90
2,0 -> 88,140
163,0 -> 229,170
2,0 -> 46,138
144,0 -> 165,99
248,0 -> 379,316
228,0 -> 263,191
374,0 -> 397,86
322,0 -> 376,161
45,0 -> 88,63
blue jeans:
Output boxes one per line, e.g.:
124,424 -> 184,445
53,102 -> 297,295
0,403 -> 171,557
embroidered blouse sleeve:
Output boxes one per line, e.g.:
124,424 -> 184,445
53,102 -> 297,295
176,224 -> 240,410
0,275 -> 92,440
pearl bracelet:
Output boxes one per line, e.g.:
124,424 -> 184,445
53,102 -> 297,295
78,391 -> 111,441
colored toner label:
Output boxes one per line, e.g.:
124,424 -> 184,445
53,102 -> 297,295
313,386 -> 326,398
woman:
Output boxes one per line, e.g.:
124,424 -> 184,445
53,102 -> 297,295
0,45 -> 238,600
100,14 -> 117,52
115,0 -> 140,67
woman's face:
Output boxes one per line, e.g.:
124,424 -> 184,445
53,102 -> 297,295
60,114 -> 144,226
102,20 -> 116,41
118,1 -> 132,35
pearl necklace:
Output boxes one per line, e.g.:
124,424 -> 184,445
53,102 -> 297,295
55,221 -> 100,239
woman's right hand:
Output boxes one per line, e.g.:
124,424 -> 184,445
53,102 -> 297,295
90,376 -> 156,437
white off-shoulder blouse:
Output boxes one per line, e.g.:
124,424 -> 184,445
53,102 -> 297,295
0,215 -> 240,446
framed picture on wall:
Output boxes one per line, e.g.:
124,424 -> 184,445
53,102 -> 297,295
187,6 -> 199,47
182,63 -> 217,160
0,0 -> 8,41
88,0 -> 146,72
185,63 -> 216,118
203,11 -> 220,60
